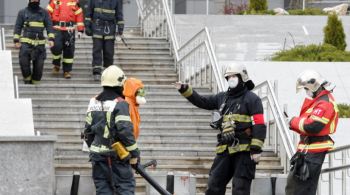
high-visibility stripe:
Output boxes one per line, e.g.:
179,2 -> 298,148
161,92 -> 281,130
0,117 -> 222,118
48,33 -> 55,38
53,54 -> 61,60
93,34 -> 103,39
306,108 -> 313,114
115,115 -> 131,122
298,118 -> 306,133
251,138 -> 264,148
20,38 -> 46,45
228,144 -> 250,154
329,100 -> 338,134
85,18 -> 91,21
85,112 -> 92,125
223,114 -> 252,123
94,8 -> 115,14
103,126 -> 109,138
47,5 -> 54,12
75,8 -> 82,15
126,143 -> 138,151
53,1 -> 62,5
29,22 -> 44,27
90,145 -> 111,153
181,86 -> 193,98
24,75 -> 32,81
76,22 -> 84,26
31,80 -> 40,84
310,115 -> 329,124
106,111 -> 111,129
63,58 -> 74,63
117,21 -> 125,24
14,34 -> 21,39
67,2 -> 76,6
297,140 -> 334,151
104,36 -> 115,40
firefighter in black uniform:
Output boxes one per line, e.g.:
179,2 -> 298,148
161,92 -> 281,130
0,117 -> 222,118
175,63 -> 267,195
84,0 -> 124,80
14,0 -> 55,84
82,65 -> 139,195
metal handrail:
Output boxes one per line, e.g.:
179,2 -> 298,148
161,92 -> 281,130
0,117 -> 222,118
136,0 -> 225,92
0,27 -> 6,50
254,80 -> 295,160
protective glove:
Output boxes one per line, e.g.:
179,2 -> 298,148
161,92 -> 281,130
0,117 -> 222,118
174,81 -> 189,92
251,153 -> 261,163
85,27 -> 92,36
48,41 -> 54,48
129,149 -> 140,168
118,23 -> 124,36
221,122 -> 235,144
77,31 -> 83,39
14,42 -> 21,49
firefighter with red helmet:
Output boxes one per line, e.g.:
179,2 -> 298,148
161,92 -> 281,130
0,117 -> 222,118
47,0 -> 85,79
285,70 -> 338,195
175,63 -> 266,195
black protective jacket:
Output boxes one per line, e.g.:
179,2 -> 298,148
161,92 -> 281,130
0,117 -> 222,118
179,85 -> 266,154
84,0 -> 124,38
83,89 -> 139,158
14,7 -> 54,45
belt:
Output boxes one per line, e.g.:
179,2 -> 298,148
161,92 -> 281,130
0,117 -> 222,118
300,135 -> 331,144
53,21 -> 75,27
94,19 -> 115,26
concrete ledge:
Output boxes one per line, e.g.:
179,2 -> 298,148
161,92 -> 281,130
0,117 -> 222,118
0,135 -> 57,195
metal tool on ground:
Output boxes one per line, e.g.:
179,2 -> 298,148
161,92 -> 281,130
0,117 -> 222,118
117,35 -> 132,50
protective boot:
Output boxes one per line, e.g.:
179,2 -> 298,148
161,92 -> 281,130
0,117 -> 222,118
52,65 -> 60,74
64,72 -> 71,79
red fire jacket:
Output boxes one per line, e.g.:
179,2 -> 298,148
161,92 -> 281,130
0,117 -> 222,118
47,0 -> 84,31
290,90 -> 338,153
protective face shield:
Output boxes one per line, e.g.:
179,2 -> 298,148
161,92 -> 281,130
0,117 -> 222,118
101,65 -> 126,87
136,88 -> 146,105
227,76 -> 239,88
296,70 -> 328,93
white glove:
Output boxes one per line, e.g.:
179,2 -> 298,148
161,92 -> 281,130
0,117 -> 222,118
77,32 -> 83,39
251,153 -> 261,163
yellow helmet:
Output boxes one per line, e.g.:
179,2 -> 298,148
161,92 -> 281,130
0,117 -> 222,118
101,65 -> 126,87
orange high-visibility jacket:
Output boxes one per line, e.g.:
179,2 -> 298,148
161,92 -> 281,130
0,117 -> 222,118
47,0 -> 84,31
123,78 -> 144,140
290,90 -> 338,153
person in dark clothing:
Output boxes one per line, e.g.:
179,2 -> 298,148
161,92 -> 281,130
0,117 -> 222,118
82,65 -> 139,195
13,0 -> 55,84
175,63 -> 266,195
285,70 -> 338,195
84,0 -> 124,81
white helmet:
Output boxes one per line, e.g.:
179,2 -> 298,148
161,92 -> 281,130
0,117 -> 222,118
224,63 -> 250,82
101,65 -> 126,87
296,70 -> 329,93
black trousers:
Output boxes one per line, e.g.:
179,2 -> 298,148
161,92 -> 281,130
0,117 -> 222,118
50,30 -> 75,72
90,153 -> 135,195
92,37 -> 115,75
19,43 -> 46,82
205,151 -> 256,195
285,152 -> 326,195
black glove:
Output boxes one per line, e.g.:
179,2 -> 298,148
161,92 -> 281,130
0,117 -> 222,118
85,27 -> 92,36
129,149 -> 140,168
118,23 -> 124,36
221,122 -> 235,144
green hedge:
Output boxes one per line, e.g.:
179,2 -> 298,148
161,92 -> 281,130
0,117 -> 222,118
288,8 -> 326,15
338,103 -> 350,118
271,44 -> 350,61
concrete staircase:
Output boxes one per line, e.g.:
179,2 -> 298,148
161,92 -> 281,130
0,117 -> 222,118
3,24 -> 284,194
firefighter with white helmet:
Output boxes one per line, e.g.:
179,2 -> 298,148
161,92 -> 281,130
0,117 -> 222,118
286,70 -> 338,195
82,65 -> 139,195
175,63 -> 266,195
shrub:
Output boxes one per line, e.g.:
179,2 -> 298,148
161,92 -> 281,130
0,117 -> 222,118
288,8 -> 326,15
249,0 -> 267,12
324,13 -> 347,51
338,103 -> 350,118
271,44 -> 350,61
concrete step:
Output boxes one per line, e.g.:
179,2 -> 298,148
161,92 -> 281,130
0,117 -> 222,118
5,36 -> 168,42
33,112 -> 210,121
34,118 -> 210,128
18,84 -> 211,93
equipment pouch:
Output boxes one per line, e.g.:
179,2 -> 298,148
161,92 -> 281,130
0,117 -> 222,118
290,152 -> 310,181
210,111 -> 223,130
